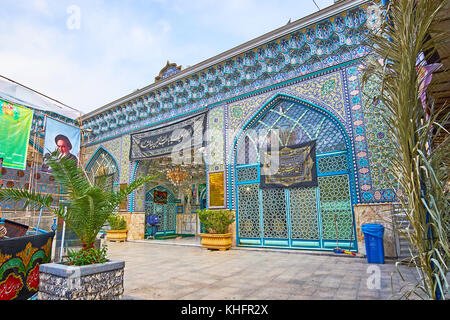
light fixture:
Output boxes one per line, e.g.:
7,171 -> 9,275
166,165 -> 190,186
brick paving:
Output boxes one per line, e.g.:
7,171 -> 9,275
107,240 -> 424,300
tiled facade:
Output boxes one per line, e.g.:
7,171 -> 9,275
65,1 -> 397,254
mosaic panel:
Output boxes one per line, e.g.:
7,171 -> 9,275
227,70 -> 346,133
236,135 -> 259,166
261,188 -> 288,239
84,138 -> 122,174
120,135 -> 131,184
318,174 -> 353,240
132,160 -> 149,212
360,76 -> 396,190
237,184 -> 261,238
289,187 -> 319,240
346,65 -> 397,202
235,99 -> 348,164
207,107 -> 225,172
284,72 -> 346,120
166,202 -> 177,231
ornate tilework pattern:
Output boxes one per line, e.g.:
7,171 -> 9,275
120,135 -> 131,184
84,137 -> 122,172
346,65 -> 397,203
82,2 -> 379,144
207,107 -> 225,172
226,67 -> 353,209
131,160 -> 150,212
360,76 -> 397,192
261,188 -> 288,239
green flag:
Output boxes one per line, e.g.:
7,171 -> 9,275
0,99 -> 33,170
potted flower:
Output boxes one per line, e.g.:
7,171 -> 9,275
0,151 -> 156,300
106,214 -> 128,242
198,209 -> 235,251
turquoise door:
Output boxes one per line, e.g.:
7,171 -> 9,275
145,187 -> 177,236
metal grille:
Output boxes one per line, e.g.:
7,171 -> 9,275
234,99 -> 354,250
289,187 -> 319,239
318,154 -> 348,174
166,202 -> 177,231
145,187 -> 177,233
237,166 -> 258,182
237,184 -> 261,238
318,175 -> 353,240
237,100 -> 347,166
261,188 -> 288,239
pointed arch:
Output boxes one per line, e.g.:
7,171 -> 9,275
229,93 -> 356,207
230,93 -> 358,251
85,147 -> 120,191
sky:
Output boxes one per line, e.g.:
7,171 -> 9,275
0,0 -> 335,114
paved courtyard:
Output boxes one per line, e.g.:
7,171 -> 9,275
107,239 -> 424,300
108,241 -> 422,300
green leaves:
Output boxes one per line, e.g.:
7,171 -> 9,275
0,152 -> 157,252
108,215 -> 127,230
67,245 -> 108,266
361,0 -> 449,300
198,209 -> 235,234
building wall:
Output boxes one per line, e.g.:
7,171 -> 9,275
80,1 -> 399,254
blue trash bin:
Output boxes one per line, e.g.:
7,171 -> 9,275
361,223 -> 385,264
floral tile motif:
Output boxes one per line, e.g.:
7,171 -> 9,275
120,135 -> 131,184
346,65 -> 397,203
207,106 -> 225,172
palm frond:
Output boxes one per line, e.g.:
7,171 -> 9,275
361,0 -> 449,300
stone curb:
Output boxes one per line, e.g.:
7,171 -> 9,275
40,260 -> 125,277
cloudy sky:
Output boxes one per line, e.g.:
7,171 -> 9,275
0,0 -> 334,114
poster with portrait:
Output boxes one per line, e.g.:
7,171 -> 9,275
42,118 -> 80,172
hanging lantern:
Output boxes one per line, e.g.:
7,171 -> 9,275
166,165 -> 190,186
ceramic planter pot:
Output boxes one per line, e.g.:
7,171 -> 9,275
199,233 -> 232,251
106,229 -> 128,242
38,260 -> 124,300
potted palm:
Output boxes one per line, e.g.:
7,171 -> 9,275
0,151 -> 156,300
106,214 -> 128,242
198,209 -> 235,251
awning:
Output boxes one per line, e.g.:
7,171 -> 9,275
0,77 -> 82,120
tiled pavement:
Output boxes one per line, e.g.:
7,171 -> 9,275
107,240 -> 424,300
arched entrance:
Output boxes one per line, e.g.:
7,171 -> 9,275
145,186 -> 177,237
233,95 -> 357,251
134,154 -> 207,239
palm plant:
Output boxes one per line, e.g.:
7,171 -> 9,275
0,151 -> 156,250
361,0 -> 449,300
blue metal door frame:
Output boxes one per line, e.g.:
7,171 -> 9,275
145,186 -> 177,236
232,95 -> 358,252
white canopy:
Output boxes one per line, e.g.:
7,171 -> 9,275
0,77 -> 82,120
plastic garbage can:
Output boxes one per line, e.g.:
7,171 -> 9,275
361,223 -> 385,264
